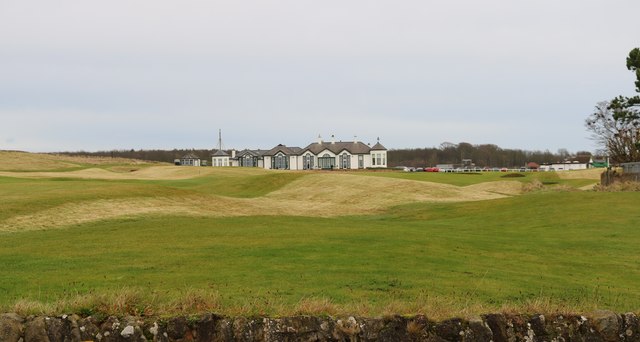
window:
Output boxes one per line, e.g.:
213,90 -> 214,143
318,153 -> 335,169
303,154 -> 314,170
272,153 -> 289,169
372,153 -> 377,166
358,155 -> 364,169
241,155 -> 256,167
340,153 -> 351,169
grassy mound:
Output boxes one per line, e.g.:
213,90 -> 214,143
0,150 -> 152,172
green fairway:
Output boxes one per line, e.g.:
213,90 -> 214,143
0,153 -> 636,318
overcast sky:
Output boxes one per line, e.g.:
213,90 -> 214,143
1,1 -> 638,153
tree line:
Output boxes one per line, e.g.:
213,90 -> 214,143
387,143 -> 583,168
58,149 -> 213,164
58,144 -> 586,169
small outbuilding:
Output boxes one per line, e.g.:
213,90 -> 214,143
211,149 -> 230,167
526,162 -> 539,170
180,153 -> 201,166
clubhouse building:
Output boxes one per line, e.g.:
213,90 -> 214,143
210,135 -> 388,170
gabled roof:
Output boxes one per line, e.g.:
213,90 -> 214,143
301,141 -> 373,155
236,149 -> 268,158
211,149 -> 229,157
264,144 -> 302,156
181,153 -> 200,159
371,142 -> 387,151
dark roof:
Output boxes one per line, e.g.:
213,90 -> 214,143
559,155 -> 591,164
370,142 -> 387,151
211,149 -> 229,157
181,153 -> 200,159
264,144 -> 303,156
301,141 -> 374,155
236,149 -> 268,158
574,155 -> 592,164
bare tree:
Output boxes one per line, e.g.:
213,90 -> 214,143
585,100 -> 640,163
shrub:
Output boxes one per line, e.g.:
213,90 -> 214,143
593,181 -> 640,192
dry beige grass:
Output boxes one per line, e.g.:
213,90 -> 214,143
261,174 -> 511,216
8,287 -> 593,319
0,151 -> 150,171
0,165 -> 274,180
555,168 -> 603,180
0,152 -> 523,232
1,197 -> 214,233
0,173 -> 516,232
0,151 -> 79,171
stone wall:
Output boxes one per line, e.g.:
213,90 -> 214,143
1,310 -> 639,341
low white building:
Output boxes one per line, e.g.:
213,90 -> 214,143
211,149 -> 230,167
234,149 -> 268,168
539,155 -> 592,171
180,153 -> 201,166
211,136 -> 388,170
262,137 -> 387,170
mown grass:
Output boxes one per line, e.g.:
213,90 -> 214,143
1,189 -> 639,318
0,170 -> 306,222
0,153 -> 629,317
152,171 -> 306,198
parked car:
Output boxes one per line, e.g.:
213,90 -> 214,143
425,167 -> 440,172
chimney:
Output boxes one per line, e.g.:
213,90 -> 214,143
317,134 -> 323,144
331,134 -> 335,144
354,135 -> 358,144
231,149 -> 236,158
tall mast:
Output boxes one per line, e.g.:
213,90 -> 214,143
217,129 -> 224,151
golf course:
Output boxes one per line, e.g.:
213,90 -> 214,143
1,151 -> 638,319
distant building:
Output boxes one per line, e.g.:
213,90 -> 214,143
180,153 -> 201,166
526,162 -> 540,170
210,129 -> 230,167
234,149 -> 268,168
262,136 -> 387,170
209,134 -> 388,170
211,149 -> 230,167
540,155 -> 592,171
591,156 -> 609,168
